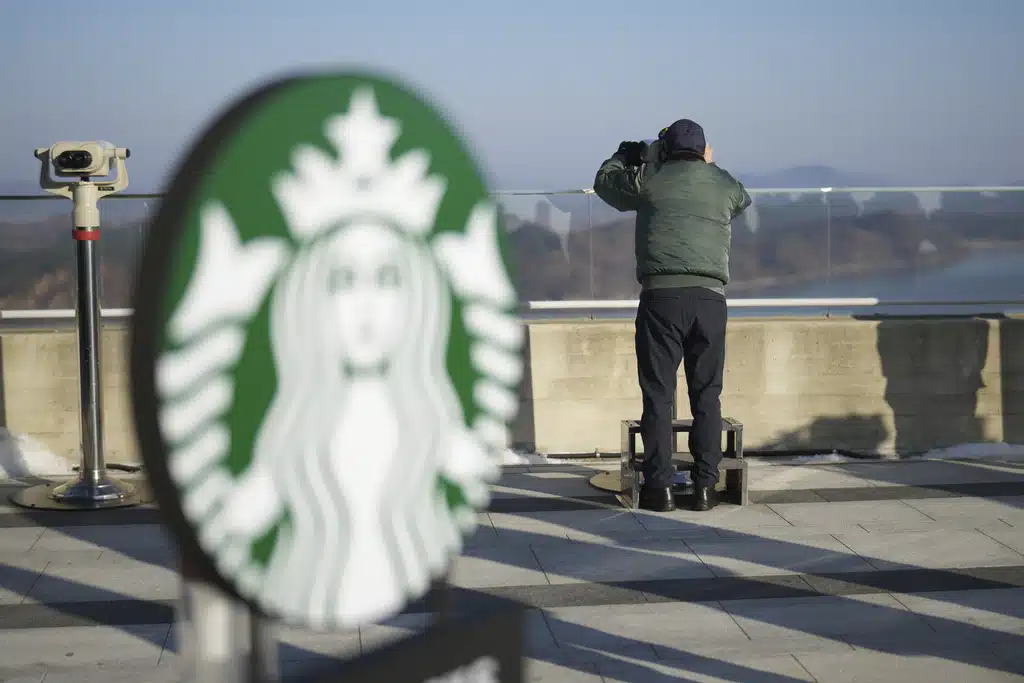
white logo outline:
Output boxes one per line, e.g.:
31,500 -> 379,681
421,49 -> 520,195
153,87 -> 524,630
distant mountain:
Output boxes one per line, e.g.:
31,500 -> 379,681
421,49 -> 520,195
735,165 -> 898,189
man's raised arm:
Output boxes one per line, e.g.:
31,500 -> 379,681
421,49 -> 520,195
731,181 -> 752,219
593,141 -> 645,212
712,163 -> 752,219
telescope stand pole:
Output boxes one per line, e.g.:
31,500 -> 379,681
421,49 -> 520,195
249,612 -> 280,683
177,548 -> 280,683
10,182 -> 143,510
178,550 -> 252,683
428,573 -> 455,625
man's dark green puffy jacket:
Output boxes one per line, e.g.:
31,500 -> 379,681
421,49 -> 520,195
593,148 -> 751,291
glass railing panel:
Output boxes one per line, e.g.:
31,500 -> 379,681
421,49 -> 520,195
824,189 -> 1024,304
0,195 -> 156,311
0,197 -> 77,310
97,196 -> 155,309
726,191 -> 830,298
2,187 -> 1022,313
495,191 -> 595,301
587,193 -> 642,300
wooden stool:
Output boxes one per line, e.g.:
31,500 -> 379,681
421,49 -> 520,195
619,418 -> 747,509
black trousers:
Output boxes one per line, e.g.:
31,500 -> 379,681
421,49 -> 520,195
634,287 -> 727,489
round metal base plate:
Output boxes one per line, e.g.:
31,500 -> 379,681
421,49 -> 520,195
589,470 -> 697,494
589,470 -> 626,493
9,478 -> 151,511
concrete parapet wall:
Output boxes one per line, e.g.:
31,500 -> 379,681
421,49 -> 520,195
515,316 -> 1024,456
1,317 -> 1021,466
0,325 -> 137,466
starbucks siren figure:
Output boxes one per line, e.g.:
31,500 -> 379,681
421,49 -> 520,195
264,223 -> 469,628
194,93 -> 501,629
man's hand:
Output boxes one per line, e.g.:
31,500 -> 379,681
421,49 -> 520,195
616,140 -> 648,167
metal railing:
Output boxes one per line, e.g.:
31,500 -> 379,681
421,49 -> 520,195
2,185 -> 1023,320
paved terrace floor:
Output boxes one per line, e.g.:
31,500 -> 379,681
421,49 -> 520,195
0,457 -> 1023,682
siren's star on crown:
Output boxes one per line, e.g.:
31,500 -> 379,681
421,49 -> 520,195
272,87 -> 447,241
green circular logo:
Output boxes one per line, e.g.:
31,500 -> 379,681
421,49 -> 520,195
130,72 -> 523,631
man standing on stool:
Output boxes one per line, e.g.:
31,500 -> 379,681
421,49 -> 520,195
594,119 -> 751,512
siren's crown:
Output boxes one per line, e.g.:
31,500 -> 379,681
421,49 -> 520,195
272,88 -> 447,240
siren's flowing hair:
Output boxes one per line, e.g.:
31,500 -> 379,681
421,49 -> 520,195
250,223 -> 465,628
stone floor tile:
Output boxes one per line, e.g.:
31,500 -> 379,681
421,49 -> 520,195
983,529 -> 1024,554
988,641 -> 1024,675
449,544 -> 551,588
31,525 -> 173,553
523,656 -> 603,682
768,500 -> 933,529
0,527 -> 45,552
842,627 -> 1021,654
652,633 -> 856,661
597,652 -> 817,682
685,535 -> 876,577
796,647 -> 1024,682
632,504 -> 794,533
720,593 -> 933,641
462,514 -> 501,547
21,549 -> 107,568
0,669 -> 45,683
0,553 -> 49,605
356,610 -> 555,659
21,659 -> 177,683
26,562 -> 179,604
95,545 -> 180,569
489,509 -> 645,545
543,602 -> 749,655
856,518 -> 1016,534
493,472 -> 599,499
713,526 -> 869,542
833,530 -> 1024,570
276,622 -> 362,662
574,526 -> 721,546
531,538 -> 713,584
0,624 -> 169,669
905,496 -> 1024,526
892,588 -> 1024,635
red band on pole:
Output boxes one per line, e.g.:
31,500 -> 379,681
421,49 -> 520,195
72,229 -> 100,241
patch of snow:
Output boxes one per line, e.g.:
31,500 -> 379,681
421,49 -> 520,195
749,443 -> 1024,466
0,428 -> 76,478
749,452 -> 866,465
501,449 -> 573,465
918,442 -> 1024,462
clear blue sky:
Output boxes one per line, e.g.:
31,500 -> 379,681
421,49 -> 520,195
1,0 -> 1021,191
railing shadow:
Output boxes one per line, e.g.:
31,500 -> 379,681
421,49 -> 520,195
877,317 -> 992,454
465,466 -> 1024,679
752,403 -> 1023,513
1,457 -> 1023,680
1001,318 -> 1024,446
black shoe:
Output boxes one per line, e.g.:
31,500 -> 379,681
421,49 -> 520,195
692,486 -> 718,512
638,486 -> 676,512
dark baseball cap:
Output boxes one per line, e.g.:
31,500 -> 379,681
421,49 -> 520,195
662,119 -> 706,159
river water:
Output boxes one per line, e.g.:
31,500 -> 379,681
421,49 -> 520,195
753,246 -> 1024,303
525,246 -> 1024,319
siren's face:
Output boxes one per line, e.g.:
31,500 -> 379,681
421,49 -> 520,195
325,223 -> 408,370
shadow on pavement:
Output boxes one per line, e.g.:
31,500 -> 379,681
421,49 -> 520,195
0,459 -> 1022,681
